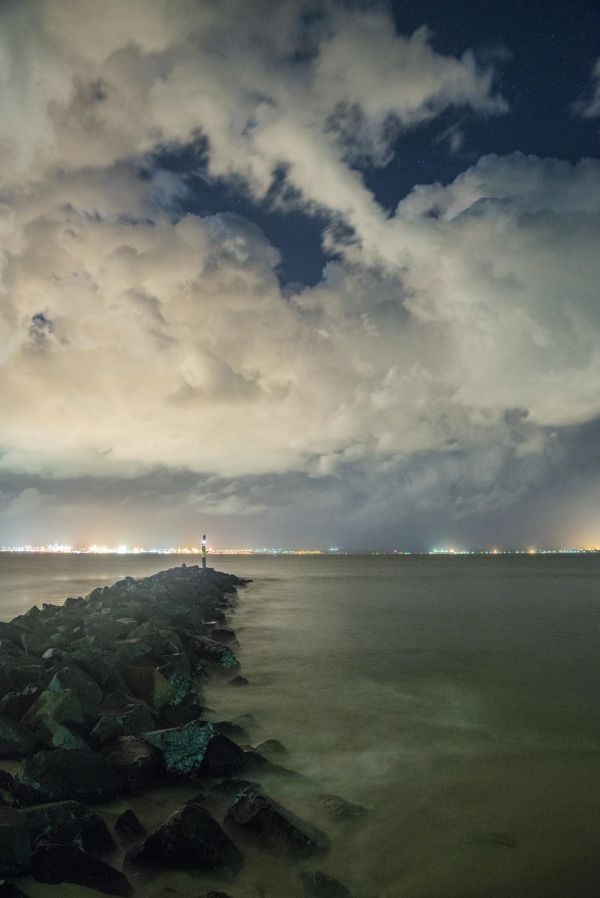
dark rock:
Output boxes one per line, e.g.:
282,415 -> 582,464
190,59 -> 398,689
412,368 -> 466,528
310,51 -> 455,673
0,809 -> 30,876
211,628 -> 238,644
142,720 -> 214,775
181,635 -> 239,670
0,880 -> 29,897
301,870 -> 353,898
47,665 -> 103,720
209,778 -> 261,798
0,716 -> 36,759
0,686 -> 40,722
254,739 -> 287,755
0,623 -> 22,646
318,794 -> 368,821
228,676 -> 249,687
25,800 -> 115,850
31,842 -> 132,896
104,737 -> 160,792
17,748 -> 123,805
160,692 -> 205,728
158,657 -> 195,705
92,705 -> 157,745
212,720 -> 249,743
129,803 -> 242,875
114,809 -> 145,841
206,892 -> 234,898
199,733 -> 247,778
0,772 -> 18,808
122,666 -> 177,709
225,790 -> 329,858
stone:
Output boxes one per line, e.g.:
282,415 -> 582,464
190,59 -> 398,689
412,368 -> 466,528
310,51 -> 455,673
209,778 -> 261,798
0,880 -> 29,897
159,692 -> 205,728
24,800 -> 115,850
0,687 -> 40,722
181,635 -> 239,670
225,790 -> 329,857
114,809 -> 145,841
122,666 -> 177,709
0,809 -> 31,876
0,772 -> 18,808
228,675 -> 249,686
104,737 -> 160,792
198,733 -> 247,778
158,657 -> 194,705
31,842 -> 132,896
129,803 -> 242,875
212,720 -> 249,743
0,717 -> 36,759
142,720 -> 214,775
318,794 -> 368,821
17,748 -> 123,805
301,871 -> 353,898
47,665 -> 103,720
254,739 -> 287,755
92,705 -> 157,745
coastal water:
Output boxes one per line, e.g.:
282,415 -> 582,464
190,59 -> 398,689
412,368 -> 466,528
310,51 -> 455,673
2,553 -> 600,897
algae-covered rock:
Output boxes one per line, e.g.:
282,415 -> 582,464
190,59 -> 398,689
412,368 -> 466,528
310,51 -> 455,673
122,666 -> 177,709
92,705 -> 156,745
142,719 -> 214,775
129,802 -> 242,875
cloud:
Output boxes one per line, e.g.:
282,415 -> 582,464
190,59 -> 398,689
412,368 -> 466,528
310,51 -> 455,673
573,58 -> 600,118
0,0 -> 598,544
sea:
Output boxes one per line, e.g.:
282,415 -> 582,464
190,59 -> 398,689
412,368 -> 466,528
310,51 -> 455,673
2,552 -> 600,898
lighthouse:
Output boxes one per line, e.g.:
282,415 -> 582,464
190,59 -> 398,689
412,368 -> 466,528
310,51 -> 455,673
201,533 -> 207,569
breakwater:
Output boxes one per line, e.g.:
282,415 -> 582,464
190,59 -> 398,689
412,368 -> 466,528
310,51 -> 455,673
0,565 -> 362,898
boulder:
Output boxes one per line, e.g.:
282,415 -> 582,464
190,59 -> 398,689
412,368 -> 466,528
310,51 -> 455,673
25,800 -> 114,850
318,794 -> 367,821
159,692 -> 205,728
228,676 -> 249,687
0,772 -> 18,808
92,705 -> 156,746
225,790 -> 329,857
157,657 -> 194,705
122,666 -> 177,709
0,880 -> 29,897
198,733 -> 247,778
301,871 -> 353,898
129,802 -> 242,875
17,748 -> 123,805
0,809 -> 31,876
0,687 -> 40,722
47,665 -> 103,720
0,717 -> 36,759
181,635 -> 239,670
31,843 -> 132,896
142,720 -> 214,775
254,739 -> 287,756
114,809 -> 145,841
104,737 -> 159,792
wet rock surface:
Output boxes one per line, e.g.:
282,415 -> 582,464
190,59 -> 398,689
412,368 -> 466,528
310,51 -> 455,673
129,802 -> 243,875
225,789 -> 330,857
31,842 -> 132,895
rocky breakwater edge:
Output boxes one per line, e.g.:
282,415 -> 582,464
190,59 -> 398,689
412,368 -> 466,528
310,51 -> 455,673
0,565 -> 366,898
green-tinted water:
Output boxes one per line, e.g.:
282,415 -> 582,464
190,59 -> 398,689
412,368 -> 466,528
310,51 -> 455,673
2,554 -> 600,897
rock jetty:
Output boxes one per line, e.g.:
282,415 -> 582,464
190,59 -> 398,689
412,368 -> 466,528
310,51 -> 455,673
0,564 -> 364,897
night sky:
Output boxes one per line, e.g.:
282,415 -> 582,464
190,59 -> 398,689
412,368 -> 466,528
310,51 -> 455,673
1,0 -> 599,550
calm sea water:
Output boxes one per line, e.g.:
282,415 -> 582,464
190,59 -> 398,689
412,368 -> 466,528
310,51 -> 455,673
2,553 -> 600,898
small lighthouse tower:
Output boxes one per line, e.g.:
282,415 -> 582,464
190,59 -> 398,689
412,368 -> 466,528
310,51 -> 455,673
201,533 -> 207,569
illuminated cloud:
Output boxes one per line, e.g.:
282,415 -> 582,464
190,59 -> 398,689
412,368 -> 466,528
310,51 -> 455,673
0,0 -> 598,546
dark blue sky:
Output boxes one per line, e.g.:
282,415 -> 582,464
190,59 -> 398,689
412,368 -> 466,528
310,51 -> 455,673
158,0 -> 600,287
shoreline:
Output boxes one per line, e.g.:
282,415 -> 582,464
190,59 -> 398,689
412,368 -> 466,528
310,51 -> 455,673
0,564 -> 362,898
